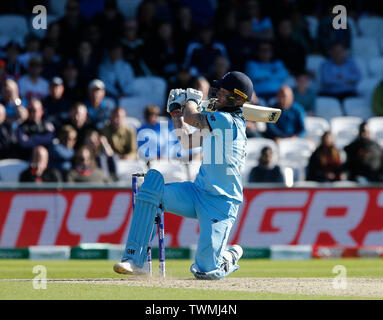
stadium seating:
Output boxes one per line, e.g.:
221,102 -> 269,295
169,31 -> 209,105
277,138 -> 316,181
304,116 -> 330,146
148,160 -> 189,183
358,16 -> 383,39
330,116 -> 363,149
305,54 -> 325,90
314,96 -> 344,121
0,159 -> 29,182
368,57 -> 383,78
119,96 -> 151,121
116,159 -> 148,183
0,15 -> 29,47
49,0 -> 67,17
125,117 -> 141,130
352,37 -> 380,59
356,77 -> 381,105
246,138 -> 279,164
367,117 -> 383,147
347,17 -> 360,40
343,97 -> 373,119
117,0 -> 143,19
353,56 -> 369,80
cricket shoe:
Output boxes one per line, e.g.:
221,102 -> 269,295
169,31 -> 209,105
113,260 -> 149,276
226,244 -> 243,264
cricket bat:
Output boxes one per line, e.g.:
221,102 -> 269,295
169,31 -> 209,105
199,100 -> 282,123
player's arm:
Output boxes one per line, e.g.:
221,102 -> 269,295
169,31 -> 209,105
167,89 -> 203,149
171,113 -> 203,149
183,100 -> 211,130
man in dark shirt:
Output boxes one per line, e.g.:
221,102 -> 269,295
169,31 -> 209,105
42,77 -> 71,127
0,103 -> 17,159
17,99 -> 55,160
344,122 -> 383,182
60,102 -> 95,149
19,146 -> 62,182
248,146 -> 284,183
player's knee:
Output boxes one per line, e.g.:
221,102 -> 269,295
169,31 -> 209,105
137,169 -> 164,206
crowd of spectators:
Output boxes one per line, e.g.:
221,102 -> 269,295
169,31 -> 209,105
0,0 -> 382,184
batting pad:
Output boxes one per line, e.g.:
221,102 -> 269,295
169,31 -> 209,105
123,169 -> 164,267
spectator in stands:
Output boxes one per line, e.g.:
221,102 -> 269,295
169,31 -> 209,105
84,23 -> 103,62
92,0 -> 124,48
317,4 -> 352,56
214,9 -> 237,46
0,79 -> 28,124
121,18 -> 152,77
167,66 -> 196,92
192,77 -> 210,100
60,103 -> 95,150
344,122 -> 383,182
84,130 -> 118,181
48,125 -> 77,179
173,5 -> 195,61
148,20 -> 180,79
264,86 -> 306,141
226,16 -> 258,71
57,0 -> 89,58
18,35 -> 42,70
319,42 -> 361,105
66,145 -> 111,183
184,24 -> 229,76
42,77 -> 71,126
85,79 -> 115,130
0,103 -> 17,159
4,41 -> 23,80
207,55 -> 230,85
137,104 -> 170,160
306,131 -> 345,182
293,72 -> 317,115
99,43 -> 135,99
41,41 -> 61,81
245,0 -> 273,39
62,60 -> 86,104
290,10 -> 314,54
372,80 -> 383,116
18,57 -> 49,100
248,146 -> 284,183
136,0 -> 159,41
101,107 -> 137,160
19,146 -> 62,183
245,40 -> 289,101
274,18 -> 307,76
43,22 -> 61,54
17,99 -> 55,160
74,40 -> 99,86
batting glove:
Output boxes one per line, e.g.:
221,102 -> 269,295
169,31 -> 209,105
167,88 -> 186,116
186,88 -> 203,106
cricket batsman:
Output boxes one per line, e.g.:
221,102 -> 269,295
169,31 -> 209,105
114,71 -> 253,280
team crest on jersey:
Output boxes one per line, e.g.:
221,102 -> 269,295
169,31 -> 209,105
210,114 -> 216,121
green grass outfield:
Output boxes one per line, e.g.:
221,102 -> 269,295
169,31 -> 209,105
1,259 -> 383,300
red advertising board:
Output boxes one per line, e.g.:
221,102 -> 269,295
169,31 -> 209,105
0,188 -> 383,248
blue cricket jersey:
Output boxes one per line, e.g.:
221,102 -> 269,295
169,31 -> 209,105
194,111 -> 247,203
